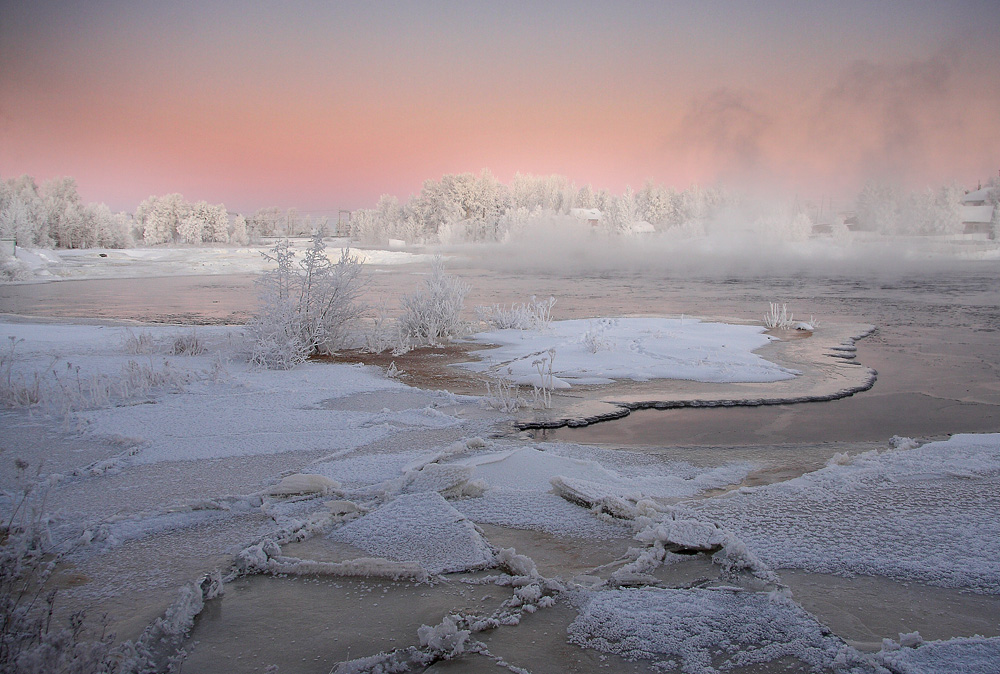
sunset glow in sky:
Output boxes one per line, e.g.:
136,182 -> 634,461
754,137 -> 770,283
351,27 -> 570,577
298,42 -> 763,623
2,1 -> 998,213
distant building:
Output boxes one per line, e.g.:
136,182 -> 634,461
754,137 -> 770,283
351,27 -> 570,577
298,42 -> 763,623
961,187 -> 997,237
570,208 -> 602,227
629,221 -> 656,235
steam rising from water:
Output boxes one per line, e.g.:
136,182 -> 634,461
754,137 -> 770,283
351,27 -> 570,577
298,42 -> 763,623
452,211 -> 997,279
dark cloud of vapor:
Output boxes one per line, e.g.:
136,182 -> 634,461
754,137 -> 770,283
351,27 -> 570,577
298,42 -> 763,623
810,50 -> 962,185
670,88 -> 772,185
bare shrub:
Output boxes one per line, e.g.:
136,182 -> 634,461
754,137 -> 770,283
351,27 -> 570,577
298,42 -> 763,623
1,338 -> 41,408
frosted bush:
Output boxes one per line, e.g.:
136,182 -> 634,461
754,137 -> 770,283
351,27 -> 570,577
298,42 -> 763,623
1,338 -> 41,407
763,302 -> 794,329
362,302 -> 410,355
475,295 -> 556,331
0,474 -> 138,673
168,330 -> 205,356
398,258 -> 470,345
531,349 -> 556,409
246,234 -> 367,369
482,366 -> 524,413
0,253 -> 29,282
122,328 -> 156,355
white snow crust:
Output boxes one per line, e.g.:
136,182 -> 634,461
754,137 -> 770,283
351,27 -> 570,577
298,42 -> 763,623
459,317 -> 797,387
877,635 -> 1000,674
448,444 -> 753,539
568,587 -> 874,673
328,492 -> 495,574
691,434 -> 1000,593
11,243 -> 432,281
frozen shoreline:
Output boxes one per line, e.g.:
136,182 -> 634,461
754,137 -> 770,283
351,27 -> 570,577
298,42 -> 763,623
3,252 -> 1000,672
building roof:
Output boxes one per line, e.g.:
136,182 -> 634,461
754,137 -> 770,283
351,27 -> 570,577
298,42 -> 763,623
961,186 -> 996,204
570,208 -> 602,220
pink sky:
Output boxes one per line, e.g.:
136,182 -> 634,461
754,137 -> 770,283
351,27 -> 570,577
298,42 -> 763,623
1,1 -> 998,213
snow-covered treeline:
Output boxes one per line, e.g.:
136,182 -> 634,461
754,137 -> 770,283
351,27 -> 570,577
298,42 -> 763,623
349,172 -> 729,245
0,175 -> 327,251
0,175 -> 133,249
853,181 -> 993,235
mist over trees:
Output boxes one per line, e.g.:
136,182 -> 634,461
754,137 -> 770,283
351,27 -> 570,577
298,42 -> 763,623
349,171 -> 732,245
853,182 -> 965,235
1,171 -> 993,251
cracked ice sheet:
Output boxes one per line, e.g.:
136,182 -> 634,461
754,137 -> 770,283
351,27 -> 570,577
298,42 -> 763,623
448,445 -> 750,539
75,361 -> 470,464
568,587 -> 876,674
690,434 -> 1000,593
457,316 -> 796,387
454,445 -> 754,501
328,492 -> 494,574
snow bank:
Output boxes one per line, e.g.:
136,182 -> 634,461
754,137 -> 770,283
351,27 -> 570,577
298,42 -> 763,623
692,434 -> 1000,593
459,317 -> 796,388
568,587 -> 874,673
329,492 -> 495,574
1,319 -> 475,465
11,243 -> 432,281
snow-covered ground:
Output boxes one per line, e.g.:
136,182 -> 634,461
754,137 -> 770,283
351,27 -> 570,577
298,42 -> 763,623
2,245 -> 999,673
459,316 -> 796,388
9,239 -> 432,281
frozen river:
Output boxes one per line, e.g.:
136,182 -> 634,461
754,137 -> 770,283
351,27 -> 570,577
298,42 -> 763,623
2,247 -> 1000,673
4,256 -> 999,445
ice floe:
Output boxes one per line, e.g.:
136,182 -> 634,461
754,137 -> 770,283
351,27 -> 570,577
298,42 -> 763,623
691,434 -> 1000,593
329,492 -> 495,574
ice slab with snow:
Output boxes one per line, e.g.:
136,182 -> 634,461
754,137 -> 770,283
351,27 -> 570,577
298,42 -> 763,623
568,587 -> 873,673
691,434 -> 1000,593
459,317 -> 796,387
447,444 -> 753,540
877,635 -> 1000,674
453,489 -> 631,540
455,445 -> 753,501
328,491 -> 494,574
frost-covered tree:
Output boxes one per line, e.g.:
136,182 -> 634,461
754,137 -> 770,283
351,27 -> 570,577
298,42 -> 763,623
855,182 -> 900,233
0,192 -> 37,247
636,180 -> 679,228
136,193 -> 190,245
177,215 -> 204,244
246,234 -> 368,368
249,207 -> 282,240
231,214 -> 249,245
207,204 -> 231,243
603,186 -> 637,234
